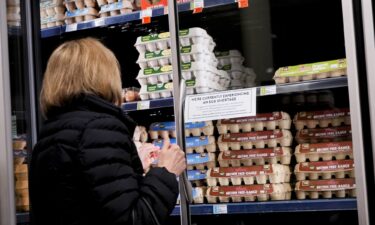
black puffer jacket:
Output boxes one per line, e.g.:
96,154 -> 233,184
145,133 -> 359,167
30,95 -> 179,225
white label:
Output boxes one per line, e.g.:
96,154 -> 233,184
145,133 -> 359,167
260,85 -> 276,96
213,205 -> 228,214
94,18 -> 105,27
65,23 -> 78,32
193,0 -> 204,8
185,88 -> 257,123
137,101 -> 150,110
140,8 -> 152,18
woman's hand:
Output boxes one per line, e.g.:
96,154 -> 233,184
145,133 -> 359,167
157,138 -> 187,176
137,143 -> 160,173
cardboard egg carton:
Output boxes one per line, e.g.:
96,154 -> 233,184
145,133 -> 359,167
295,178 -> 356,199
65,7 -> 98,24
99,0 -> 135,17
218,147 -> 292,167
295,126 -> 352,144
206,184 -> 292,203
215,50 -> 245,68
41,14 -> 65,28
295,159 -> 355,181
294,109 -> 351,130
137,45 -> 218,69
273,59 -> 347,84
206,165 -> 291,186
218,130 -> 293,151
177,187 -> 205,204
149,121 -> 214,139
134,28 -> 216,54
40,1 -> 65,19
152,136 -> 216,154
14,164 -> 28,181
187,170 -> 207,187
217,112 -> 291,134
295,141 -> 353,163
64,0 -> 97,11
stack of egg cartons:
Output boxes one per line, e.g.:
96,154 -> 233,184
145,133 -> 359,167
149,121 -> 216,204
64,0 -> 98,25
7,0 -> 21,27
294,109 -> 356,199
40,0 -> 65,29
215,50 -> 257,89
206,112 -> 293,203
13,139 -> 29,212
134,27 -> 231,100
97,0 -> 137,18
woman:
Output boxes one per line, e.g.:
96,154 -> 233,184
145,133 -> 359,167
30,38 -> 186,225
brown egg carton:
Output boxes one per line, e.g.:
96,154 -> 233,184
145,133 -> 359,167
65,7 -> 98,24
149,121 -> 214,139
294,109 -> 351,130
187,153 -> 216,170
295,141 -> 353,163
218,147 -> 292,167
15,180 -> 28,189
40,5 -> 65,19
218,130 -> 293,151
295,178 -> 356,199
217,112 -> 291,134
13,139 -> 26,150
206,184 -> 292,203
295,126 -> 352,144
295,159 -> 355,181
99,0 -> 135,18
15,188 -> 28,198
206,165 -> 291,186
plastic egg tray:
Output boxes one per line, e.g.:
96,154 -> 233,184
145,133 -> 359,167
152,136 -> 216,154
295,178 -> 356,199
149,121 -> 214,139
206,165 -> 291,186
294,109 -> 351,130
217,147 -> 292,167
65,7 -> 98,24
206,184 -> 292,203
217,112 -> 291,134
215,50 -> 245,68
99,1 -> 134,17
176,187 -> 205,204
295,141 -> 353,163
295,160 -> 355,181
41,14 -> 65,28
295,126 -> 352,144
135,27 -> 216,54
64,0 -> 97,11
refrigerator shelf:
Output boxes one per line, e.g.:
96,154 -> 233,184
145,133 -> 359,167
40,0 -> 239,38
172,199 -> 357,215
16,212 -> 29,224
122,77 -> 348,112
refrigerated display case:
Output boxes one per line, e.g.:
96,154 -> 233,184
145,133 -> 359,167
1,0 -> 375,225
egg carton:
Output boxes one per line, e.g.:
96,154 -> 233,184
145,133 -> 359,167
215,50 -> 245,68
65,7 -> 98,24
188,170 -> 207,187
218,130 -> 293,151
177,187 -> 205,204
137,62 -> 230,86
186,153 -> 216,170
137,45 -> 218,69
139,79 -> 227,101
217,112 -> 291,134
218,147 -> 292,167
296,126 -> 352,144
295,159 -> 355,181
295,178 -> 356,199
152,136 -> 216,154
99,1 -> 134,17
64,0 -> 97,11
96,0 -> 122,6
295,141 -> 353,163
41,14 -> 65,28
207,165 -> 291,186
133,126 -> 148,143
149,121 -> 214,139
294,109 -> 351,130
15,189 -> 28,198
273,59 -> 347,84
40,2 -> 65,18
206,184 -> 292,203
135,28 -> 216,54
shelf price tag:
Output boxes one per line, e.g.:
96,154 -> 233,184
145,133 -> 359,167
185,88 -> 257,123
137,101 -> 151,110
191,0 -> 204,13
260,85 -> 277,96
236,0 -> 249,8
94,18 -> 106,27
140,8 -> 152,24
213,205 -> 228,214
65,23 -> 78,32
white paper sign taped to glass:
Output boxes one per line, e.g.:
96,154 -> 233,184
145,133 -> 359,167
185,88 -> 257,123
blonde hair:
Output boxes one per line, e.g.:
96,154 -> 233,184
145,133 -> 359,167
40,38 -> 122,117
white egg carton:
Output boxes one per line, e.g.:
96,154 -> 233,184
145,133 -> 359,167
188,170 -> 207,187
295,141 -> 353,163
186,153 -> 216,170
296,126 -> 352,144
99,1 -> 134,17
295,159 -> 355,181
273,59 -> 347,84
152,136 -> 216,154
218,147 -> 292,167
215,50 -> 245,68
149,121 -> 214,139
218,130 -> 293,151
137,61 -> 230,86
206,184 -> 292,203
64,0 -> 97,11
206,165 -> 291,186
135,28 -> 216,54
177,187 -> 205,204
217,112 -> 291,134
294,109 -> 351,130
137,45 -> 218,69
295,178 -> 356,199
65,7 -> 98,24
139,79 -> 227,101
